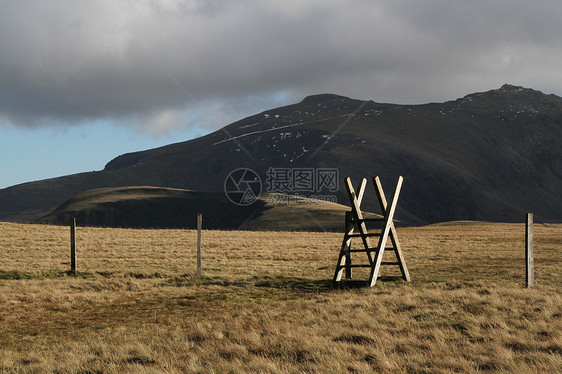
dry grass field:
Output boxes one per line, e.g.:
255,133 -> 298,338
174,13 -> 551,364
0,221 -> 560,373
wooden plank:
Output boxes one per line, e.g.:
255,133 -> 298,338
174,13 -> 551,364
344,177 -> 374,265
369,177 -> 401,286
389,225 -> 411,281
334,177 -> 374,284
333,252 -> 346,283
333,211 -> 354,283
373,176 -> 388,215
197,213 -> 202,275
373,176 -> 411,282
355,178 -> 367,207
70,217 -> 76,275
359,218 -> 386,223
369,176 -> 403,287
347,233 -> 381,238
526,213 -> 534,288
352,178 -> 367,274
344,211 -> 352,279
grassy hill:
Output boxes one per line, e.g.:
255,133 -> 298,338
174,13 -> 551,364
37,186 -> 379,231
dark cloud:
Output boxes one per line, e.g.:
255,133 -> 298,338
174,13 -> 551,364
1,0 -> 561,132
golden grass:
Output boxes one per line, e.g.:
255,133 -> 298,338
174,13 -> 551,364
0,221 -> 560,373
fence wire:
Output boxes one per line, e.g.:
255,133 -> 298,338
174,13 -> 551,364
0,222 -> 560,287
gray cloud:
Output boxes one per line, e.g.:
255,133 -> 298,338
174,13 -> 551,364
1,0 -> 561,132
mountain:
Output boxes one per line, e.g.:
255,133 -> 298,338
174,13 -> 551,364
1,84 -> 561,226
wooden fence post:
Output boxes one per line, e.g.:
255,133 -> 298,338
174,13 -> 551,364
197,213 -> 202,275
70,217 -> 76,274
525,213 -> 534,288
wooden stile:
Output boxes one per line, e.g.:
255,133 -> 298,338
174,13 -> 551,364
333,176 -> 410,287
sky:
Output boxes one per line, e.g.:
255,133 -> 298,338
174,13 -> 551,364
1,0 -> 561,189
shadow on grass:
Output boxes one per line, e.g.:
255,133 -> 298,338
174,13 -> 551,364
0,270 -> 71,280
332,276 -> 407,290
166,274 -> 409,293
254,276 -> 333,292
165,275 -> 250,288
0,269 -> 169,280
165,274 -> 333,292
0,269 -> 409,294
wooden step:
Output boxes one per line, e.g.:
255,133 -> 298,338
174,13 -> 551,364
344,264 -> 372,268
353,218 -> 386,223
337,262 -> 401,267
347,233 -> 381,238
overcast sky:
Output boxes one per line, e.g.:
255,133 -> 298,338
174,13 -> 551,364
1,0 -> 561,188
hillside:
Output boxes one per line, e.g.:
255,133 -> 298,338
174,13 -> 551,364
37,186 -> 374,231
1,84 -> 561,226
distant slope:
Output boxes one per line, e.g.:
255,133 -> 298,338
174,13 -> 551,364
37,186 -> 373,231
2,84 -> 562,225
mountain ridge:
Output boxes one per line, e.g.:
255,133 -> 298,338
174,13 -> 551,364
1,84 -> 561,226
